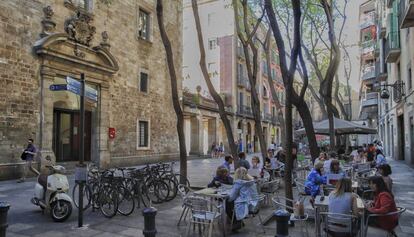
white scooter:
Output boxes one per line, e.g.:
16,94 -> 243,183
31,163 -> 73,222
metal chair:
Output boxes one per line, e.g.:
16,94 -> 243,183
230,194 -> 267,234
319,212 -> 359,237
272,195 -> 310,237
185,196 -> 223,237
294,178 -> 311,201
364,207 -> 406,237
260,179 -> 280,205
177,184 -> 194,226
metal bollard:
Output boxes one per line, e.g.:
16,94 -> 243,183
142,207 -> 157,237
0,202 -> 10,237
274,209 -> 290,237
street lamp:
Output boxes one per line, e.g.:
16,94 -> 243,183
380,81 -> 405,102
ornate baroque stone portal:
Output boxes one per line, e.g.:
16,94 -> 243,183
34,4 -> 119,168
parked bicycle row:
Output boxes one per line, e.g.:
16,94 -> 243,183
72,162 -> 190,218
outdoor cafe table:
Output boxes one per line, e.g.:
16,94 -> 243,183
194,186 -> 232,236
314,195 -> 365,237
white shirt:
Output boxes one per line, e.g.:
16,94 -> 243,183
324,159 -> 332,172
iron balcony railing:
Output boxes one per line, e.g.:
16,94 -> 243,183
360,11 -> 376,29
361,92 -> 379,108
237,105 -> 253,116
384,31 -> 401,62
361,40 -> 375,54
400,0 -> 414,29
361,65 -> 376,81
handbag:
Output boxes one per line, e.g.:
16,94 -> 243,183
20,151 -> 27,160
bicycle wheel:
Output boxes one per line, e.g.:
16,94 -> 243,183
135,183 -> 149,208
174,174 -> 191,187
72,183 -> 91,211
145,180 -> 170,204
154,180 -> 170,203
117,186 -> 135,216
163,176 -> 178,202
99,187 -> 118,218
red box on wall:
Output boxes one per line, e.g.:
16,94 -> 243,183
109,127 -> 115,139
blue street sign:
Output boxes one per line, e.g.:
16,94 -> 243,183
66,76 -> 98,102
49,84 -> 67,91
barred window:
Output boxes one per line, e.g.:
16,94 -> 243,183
137,120 -> 149,148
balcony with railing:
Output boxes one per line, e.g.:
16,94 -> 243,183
385,32 -> 401,63
359,11 -> 376,29
361,92 -> 378,108
361,64 -> 376,82
263,113 -> 272,122
361,40 -> 376,57
237,105 -> 253,117
400,0 -> 414,28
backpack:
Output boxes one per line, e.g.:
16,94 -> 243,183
20,151 -> 27,160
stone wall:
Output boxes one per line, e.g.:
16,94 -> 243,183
0,0 -> 182,180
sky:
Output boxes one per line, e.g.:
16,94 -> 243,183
337,0 -> 361,91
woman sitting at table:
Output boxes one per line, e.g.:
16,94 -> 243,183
207,166 -> 233,188
327,178 -> 360,237
327,159 -> 346,176
377,164 -> 393,193
328,177 -> 359,214
226,167 -> 258,231
305,162 -> 327,205
248,156 -> 262,178
314,152 -> 328,165
367,176 -> 398,233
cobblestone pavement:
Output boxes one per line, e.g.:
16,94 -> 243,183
1,154 -> 413,237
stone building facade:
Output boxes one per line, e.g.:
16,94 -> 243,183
0,0 -> 182,180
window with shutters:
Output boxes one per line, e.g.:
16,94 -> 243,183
137,120 -> 150,149
138,9 -> 151,41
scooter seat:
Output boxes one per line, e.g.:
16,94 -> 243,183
38,174 -> 48,190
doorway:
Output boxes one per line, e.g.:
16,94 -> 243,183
397,115 -> 405,160
53,109 -> 92,162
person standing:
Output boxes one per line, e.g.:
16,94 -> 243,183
238,138 -> 243,153
18,138 -> 40,183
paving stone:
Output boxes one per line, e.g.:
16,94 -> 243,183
33,231 -> 68,237
8,223 -> 34,233
119,227 -> 144,237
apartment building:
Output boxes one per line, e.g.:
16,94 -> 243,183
182,0 -> 284,155
360,0 -> 414,165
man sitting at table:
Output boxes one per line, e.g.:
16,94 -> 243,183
238,152 -> 250,170
207,166 -> 233,188
227,167 -> 258,231
222,155 -> 233,171
305,162 -> 327,206
366,176 -> 398,235
326,159 -> 346,184
327,178 -> 360,237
